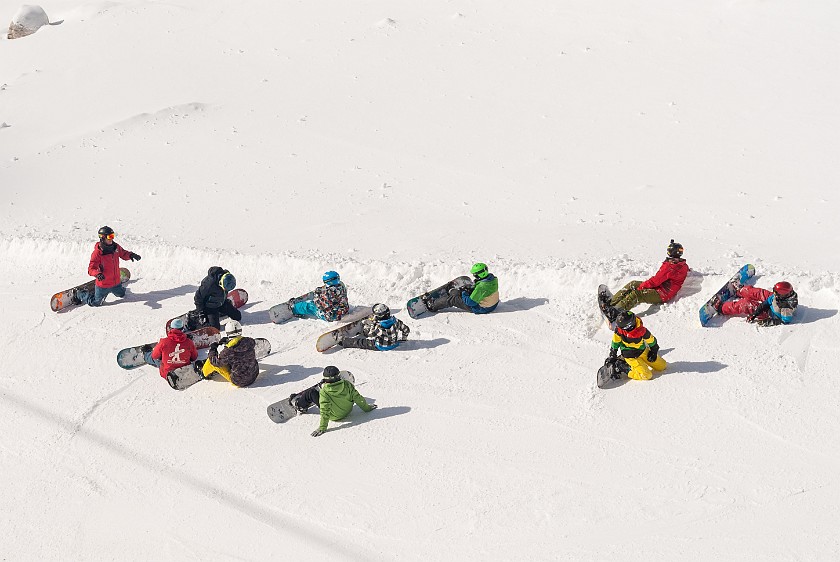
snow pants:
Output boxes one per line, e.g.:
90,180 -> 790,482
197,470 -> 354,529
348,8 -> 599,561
77,283 -> 126,307
292,300 -> 325,320
290,384 -> 321,412
623,353 -> 667,381
427,288 -> 473,313
721,286 -> 771,317
610,281 -> 662,311
202,357 -> 233,384
340,337 -> 384,351
203,300 -> 242,330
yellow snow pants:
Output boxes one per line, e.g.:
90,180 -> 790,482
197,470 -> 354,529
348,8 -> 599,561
202,359 -> 232,384
624,354 -> 667,381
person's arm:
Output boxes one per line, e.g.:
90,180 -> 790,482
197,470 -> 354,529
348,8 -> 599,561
638,263 -> 668,290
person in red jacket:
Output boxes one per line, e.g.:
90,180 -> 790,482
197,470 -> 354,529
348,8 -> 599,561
609,240 -> 689,311
73,226 -> 141,306
144,318 -> 198,380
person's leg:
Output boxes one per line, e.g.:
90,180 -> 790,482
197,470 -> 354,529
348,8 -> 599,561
444,288 -> 473,312
339,337 -> 379,350
205,310 -> 221,330
292,300 -> 322,319
623,356 -> 654,381
737,286 -> 771,301
111,283 -> 126,298
219,300 -> 242,322
610,281 -> 641,308
143,351 -> 161,368
290,385 -> 321,412
202,359 -> 232,383
85,285 -> 110,307
721,298 -> 760,316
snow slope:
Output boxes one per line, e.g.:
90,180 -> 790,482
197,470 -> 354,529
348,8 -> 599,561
2,1 -> 840,560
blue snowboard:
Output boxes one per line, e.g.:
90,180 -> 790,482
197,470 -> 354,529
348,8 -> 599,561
698,264 -> 755,326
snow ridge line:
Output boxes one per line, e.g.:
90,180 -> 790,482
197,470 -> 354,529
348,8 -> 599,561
2,235 -> 835,304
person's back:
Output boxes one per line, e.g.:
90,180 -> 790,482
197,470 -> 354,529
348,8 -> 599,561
150,321 -> 198,379
217,336 -> 259,387
318,378 -> 373,425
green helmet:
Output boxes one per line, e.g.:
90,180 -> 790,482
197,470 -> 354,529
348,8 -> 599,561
471,262 -> 489,279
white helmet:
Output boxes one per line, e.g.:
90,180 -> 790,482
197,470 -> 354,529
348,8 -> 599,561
224,320 -> 243,338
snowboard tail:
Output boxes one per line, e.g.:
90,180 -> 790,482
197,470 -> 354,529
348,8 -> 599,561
268,290 -> 315,324
699,264 -> 755,326
597,284 -> 618,330
165,289 -> 249,331
406,276 -> 473,319
267,371 -> 356,423
116,327 -> 221,369
51,268 -> 131,312
167,337 -> 272,390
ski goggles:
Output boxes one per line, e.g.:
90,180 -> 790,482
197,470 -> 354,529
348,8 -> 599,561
99,232 -> 116,241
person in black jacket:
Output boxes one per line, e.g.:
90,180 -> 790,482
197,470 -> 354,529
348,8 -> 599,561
199,320 -> 259,387
194,266 -> 240,329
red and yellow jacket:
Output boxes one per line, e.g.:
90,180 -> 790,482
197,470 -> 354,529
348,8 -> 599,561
611,318 -> 658,359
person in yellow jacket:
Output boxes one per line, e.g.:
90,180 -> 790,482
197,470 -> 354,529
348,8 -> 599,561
609,310 -> 666,381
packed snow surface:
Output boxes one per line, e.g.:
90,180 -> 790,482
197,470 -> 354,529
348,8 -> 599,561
2,1 -> 839,560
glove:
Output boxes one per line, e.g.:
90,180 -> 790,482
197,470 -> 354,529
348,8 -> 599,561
746,314 -> 757,323
608,347 -> 618,360
647,345 -> 659,362
758,317 -> 781,327
129,252 -> 141,261
311,429 -> 325,437
369,404 -> 378,411
96,273 -> 105,281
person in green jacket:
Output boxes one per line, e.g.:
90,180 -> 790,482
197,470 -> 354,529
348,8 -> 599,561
427,262 -> 500,314
288,366 -> 378,437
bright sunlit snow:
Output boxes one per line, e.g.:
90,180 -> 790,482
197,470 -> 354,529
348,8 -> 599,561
2,1 -> 839,560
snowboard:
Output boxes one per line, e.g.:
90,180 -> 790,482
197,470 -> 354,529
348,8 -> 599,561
698,264 -> 755,326
116,327 -> 221,370
166,337 -> 272,390
165,288 -> 249,331
597,284 -> 618,330
406,276 -> 473,319
315,307 -> 376,352
267,371 -> 356,423
268,291 -> 314,324
597,356 -> 630,389
51,268 -> 131,312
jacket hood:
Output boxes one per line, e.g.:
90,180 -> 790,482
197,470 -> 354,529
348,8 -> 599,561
167,329 -> 188,342
229,336 -> 255,352
207,266 -> 226,280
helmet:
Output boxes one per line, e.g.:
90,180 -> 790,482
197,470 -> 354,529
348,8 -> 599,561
322,365 -> 341,383
666,239 -> 684,259
224,320 -> 242,338
322,271 -> 341,286
471,262 -> 489,279
372,303 -> 391,320
616,310 -> 637,331
98,226 -> 115,240
219,272 -> 236,292
170,318 -> 185,331
773,281 -> 794,297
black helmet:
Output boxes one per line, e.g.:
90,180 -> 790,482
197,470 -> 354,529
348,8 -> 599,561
322,365 -> 341,383
98,225 -> 115,239
372,303 -> 391,320
666,239 -> 684,259
616,310 -> 637,331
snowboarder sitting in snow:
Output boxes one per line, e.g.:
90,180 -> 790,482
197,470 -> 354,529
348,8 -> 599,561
608,310 -> 666,381
74,226 -> 141,307
288,365 -> 378,437
713,280 -> 798,327
287,270 -> 350,321
144,317 -> 198,381
426,262 -> 500,314
337,304 -> 410,351
199,320 -> 259,387
609,240 -> 688,311
194,266 -> 241,330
